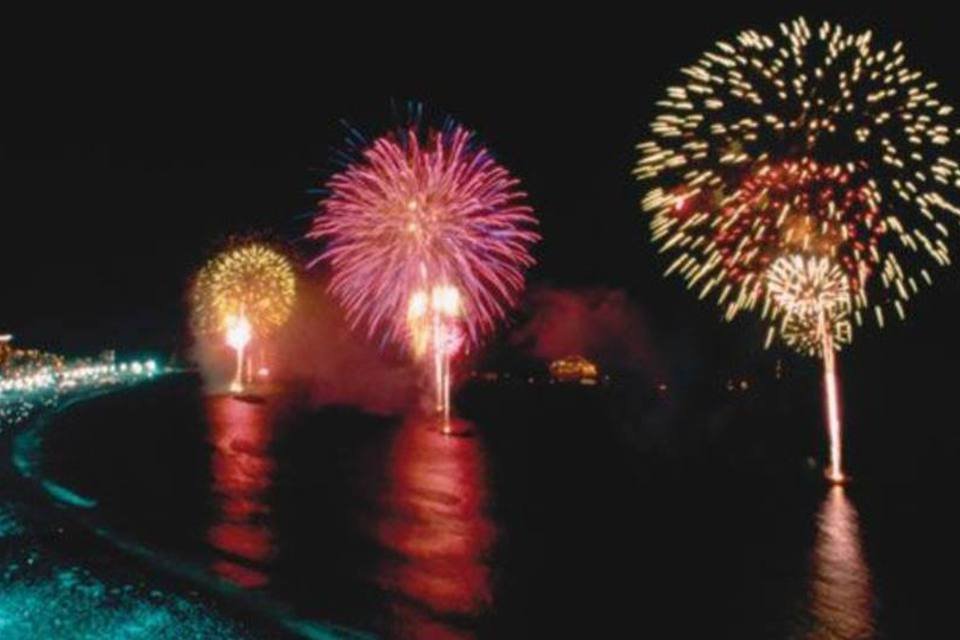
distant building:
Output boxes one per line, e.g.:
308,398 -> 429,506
548,355 -> 599,385
0,335 -> 13,367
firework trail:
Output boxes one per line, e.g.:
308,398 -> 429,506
310,120 -> 539,424
636,17 -> 960,480
225,314 -> 252,393
406,285 -> 464,425
192,243 -> 296,391
765,254 -> 852,481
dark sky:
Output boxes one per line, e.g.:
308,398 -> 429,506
3,1 -> 959,400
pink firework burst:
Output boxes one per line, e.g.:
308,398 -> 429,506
310,123 -> 540,350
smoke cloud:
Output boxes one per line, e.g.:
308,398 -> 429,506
192,277 -> 419,415
511,287 -> 661,375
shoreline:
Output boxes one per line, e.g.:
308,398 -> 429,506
1,374 -> 363,640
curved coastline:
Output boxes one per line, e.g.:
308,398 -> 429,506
6,374 -> 369,640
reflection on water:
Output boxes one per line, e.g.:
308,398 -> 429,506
201,395 -> 496,636
374,419 -> 496,639
808,487 -> 875,640
205,396 -> 277,589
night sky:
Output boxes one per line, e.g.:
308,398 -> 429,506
4,2 -> 958,404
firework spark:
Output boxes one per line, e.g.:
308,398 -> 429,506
764,254 -> 853,357
637,17 -> 960,327
311,124 -> 539,348
310,121 -> 539,422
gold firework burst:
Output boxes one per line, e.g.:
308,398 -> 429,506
191,244 -> 296,339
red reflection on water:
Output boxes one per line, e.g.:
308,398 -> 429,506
808,486 -> 875,639
374,418 -> 496,639
205,396 -> 277,589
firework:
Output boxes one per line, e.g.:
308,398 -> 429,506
764,254 -> 853,357
192,243 -> 296,392
637,17 -> 960,482
637,17 -> 959,327
192,244 -> 296,339
311,121 -> 539,422
765,254 -> 851,481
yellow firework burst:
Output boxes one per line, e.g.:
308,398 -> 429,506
191,244 -> 296,338
636,16 -> 960,329
764,254 -> 852,357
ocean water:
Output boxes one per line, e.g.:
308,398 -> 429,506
21,373 -> 960,638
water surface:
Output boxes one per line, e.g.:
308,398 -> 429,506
29,374 -> 960,637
